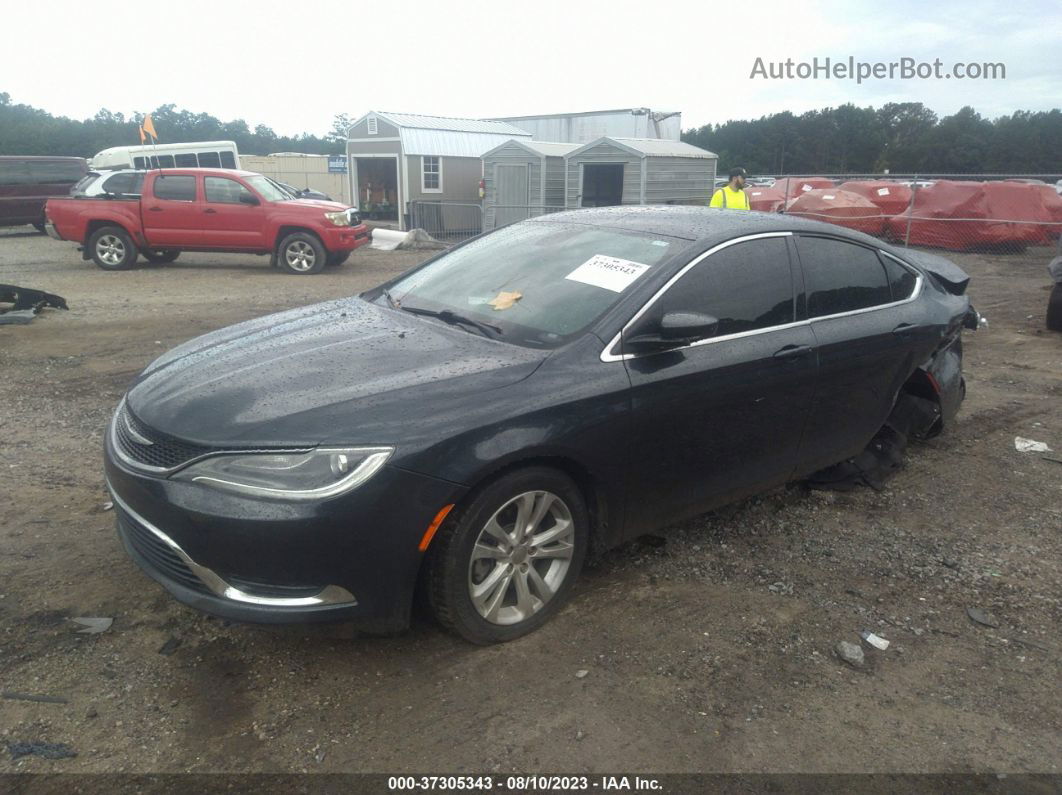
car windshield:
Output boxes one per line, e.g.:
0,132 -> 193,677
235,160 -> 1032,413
245,175 -> 290,202
384,221 -> 685,348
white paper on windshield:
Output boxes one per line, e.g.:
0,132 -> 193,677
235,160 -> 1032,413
565,255 -> 650,293
877,187 -> 891,196
801,183 -> 813,192
824,194 -> 836,200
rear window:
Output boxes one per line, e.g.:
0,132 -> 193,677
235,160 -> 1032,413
219,151 -> 237,169
153,175 -> 196,201
197,151 -> 222,168
101,172 -> 144,196
796,236 -> 893,318
881,254 -> 918,301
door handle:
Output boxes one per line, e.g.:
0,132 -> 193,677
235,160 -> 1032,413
147,206 -> 163,212
203,208 -> 217,214
892,323 -> 917,336
773,344 -> 813,360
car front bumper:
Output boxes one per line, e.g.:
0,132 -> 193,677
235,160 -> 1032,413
104,435 -> 467,629
319,223 -> 370,253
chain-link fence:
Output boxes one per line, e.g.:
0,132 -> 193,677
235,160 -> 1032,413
483,205 -> 568,232
408,201 -> 483,241
751,173 -> 1062,266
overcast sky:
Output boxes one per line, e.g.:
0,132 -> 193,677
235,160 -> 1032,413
4,0 -> 1059,137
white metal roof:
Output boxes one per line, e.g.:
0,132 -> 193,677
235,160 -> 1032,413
482,139 -> 582,159
350,111 -> 533,158
375,112 -> 530,136
604,137 -> 717,158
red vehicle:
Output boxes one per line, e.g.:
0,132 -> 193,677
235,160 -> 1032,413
45,169 -> 369,274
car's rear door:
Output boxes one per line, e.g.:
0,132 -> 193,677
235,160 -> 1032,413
791,234 -> 933,476
141,173 -> 202,247
618,232 -> 819,534
200,175 -> 266,248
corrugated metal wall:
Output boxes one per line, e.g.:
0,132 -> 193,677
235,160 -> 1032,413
643,156 -> 717,205
498,111 -> 682,143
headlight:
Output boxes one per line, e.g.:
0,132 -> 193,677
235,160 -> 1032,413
325,209 -> 360,227
172,446 -> 392,500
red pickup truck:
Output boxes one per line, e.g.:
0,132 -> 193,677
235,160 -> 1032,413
45,168 -> 369,274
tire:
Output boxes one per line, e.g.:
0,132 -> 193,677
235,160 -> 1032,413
88,226 -> 139,271
277,232 -> 326,275
141,249 -> 180,264
325,251 -> 351,267
426,467 -> 588,644
1047,283 -> 1062,332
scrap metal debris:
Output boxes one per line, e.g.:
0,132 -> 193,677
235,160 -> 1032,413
6,741 -> 77,761
966,607 -> 1000,628
0,284 -> 68,325
69,617 -> 113,635
1015,436 -> 1052,453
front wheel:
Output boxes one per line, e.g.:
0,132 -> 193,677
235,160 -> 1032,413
277,232 -> 325,275
426,467 -> 588,644
141,249 -> 180,264
88,226 -> 139,270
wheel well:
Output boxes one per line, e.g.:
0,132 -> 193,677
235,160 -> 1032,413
901,367 -> 938,403
275,226 -> 323,252
84,220 -> 130,246
456,456 -> 610,561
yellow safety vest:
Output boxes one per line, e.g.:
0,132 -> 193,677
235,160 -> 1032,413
710,185 -> 750,210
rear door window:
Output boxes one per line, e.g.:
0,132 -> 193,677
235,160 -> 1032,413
204,176 -> 252,204
651,236 -> 795,336
796,236 -> 893,318
153,175 -> 197,201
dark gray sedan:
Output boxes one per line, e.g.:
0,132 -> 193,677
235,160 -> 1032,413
105,207 -> 979,643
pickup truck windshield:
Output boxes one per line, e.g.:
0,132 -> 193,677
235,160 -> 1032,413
384,221 -> 684,348
245,176 -> 289,202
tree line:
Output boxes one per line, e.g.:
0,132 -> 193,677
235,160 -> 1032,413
681,103 -> 1062,175
2,93 -> 1060,176
0,93 -> 348,158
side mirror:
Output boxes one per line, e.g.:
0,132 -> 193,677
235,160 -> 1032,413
625,311 -> 720,353
239,193 -> 260,206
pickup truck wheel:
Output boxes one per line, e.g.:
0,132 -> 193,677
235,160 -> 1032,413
325,251 -> 351,267
88,226 -> 139,271
278,233 -> 326,275
142,249 -> 180,264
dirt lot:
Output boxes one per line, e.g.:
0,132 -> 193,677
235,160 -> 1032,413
0,228 -> 1059,775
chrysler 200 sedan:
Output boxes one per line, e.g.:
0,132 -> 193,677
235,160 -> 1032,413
105,207 -> 978,644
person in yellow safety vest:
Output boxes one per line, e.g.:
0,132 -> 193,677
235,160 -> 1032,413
709,167 -> 750,210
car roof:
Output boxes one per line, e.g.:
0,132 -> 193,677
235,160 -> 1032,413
529,205 -> 894,250
141,168 -> 259,177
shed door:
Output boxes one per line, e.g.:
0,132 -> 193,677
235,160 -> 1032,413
495,163 -> 529,227
581,163 -> 624,207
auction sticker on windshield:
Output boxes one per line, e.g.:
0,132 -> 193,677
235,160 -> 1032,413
565,255 -> 651,293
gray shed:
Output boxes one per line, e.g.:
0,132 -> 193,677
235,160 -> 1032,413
481,140 -> 580,230
565,137 -> 717,208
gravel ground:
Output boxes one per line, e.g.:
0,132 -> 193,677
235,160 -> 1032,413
0,227 -> 1059,774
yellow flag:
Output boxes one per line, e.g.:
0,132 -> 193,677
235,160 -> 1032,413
142,114 -> 158,140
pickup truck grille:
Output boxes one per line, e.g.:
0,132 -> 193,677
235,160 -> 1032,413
114,403 -> 213,471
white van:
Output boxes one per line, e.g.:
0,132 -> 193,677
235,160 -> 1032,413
89,141 -> 240,171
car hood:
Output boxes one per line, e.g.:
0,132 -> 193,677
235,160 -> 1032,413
127,297 -> 546,447
279,198 -> 348,211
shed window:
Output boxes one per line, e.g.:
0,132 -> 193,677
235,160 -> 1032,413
421,156 -> 441,192
367,116 -> 378,135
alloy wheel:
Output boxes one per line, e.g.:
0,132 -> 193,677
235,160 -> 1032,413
285,241 -> 316,271
467,490 -> 575,625
96,235 -> 125,266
